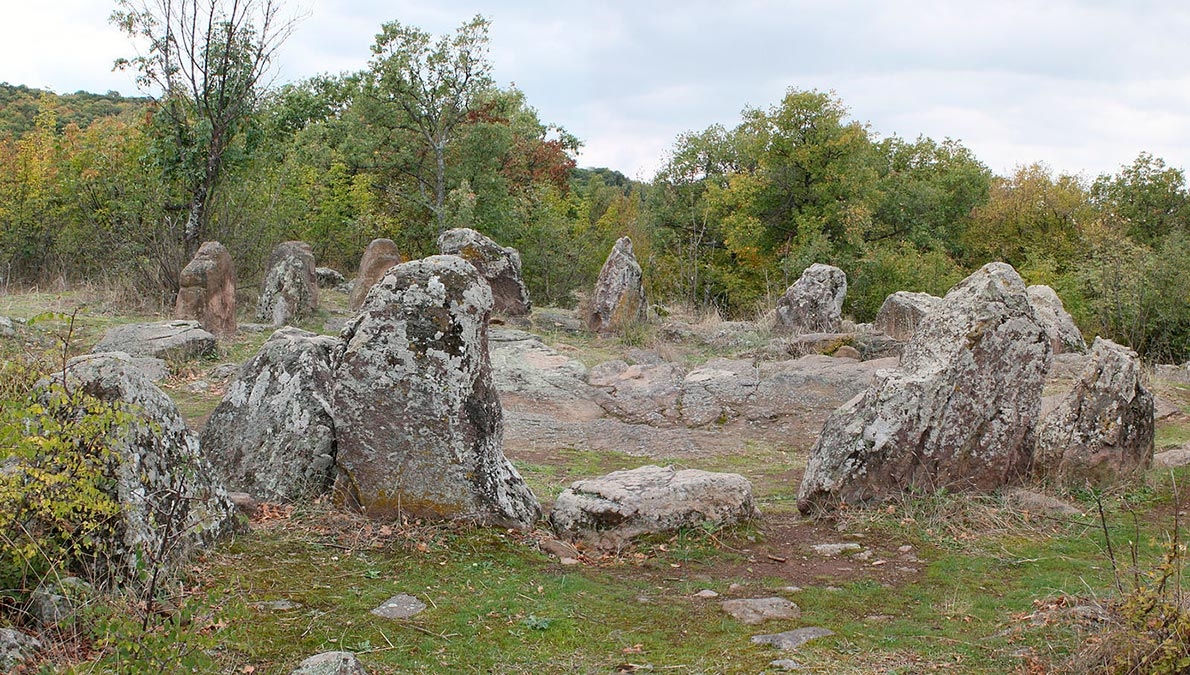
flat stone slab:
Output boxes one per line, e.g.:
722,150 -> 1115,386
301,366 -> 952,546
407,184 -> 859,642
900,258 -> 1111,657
371,593 -> 426,620
752,627 -> 835,651
290,651 -> 368,675
1154,447 -> 1190,468
720,597 -> 800,625
811,543 -> 862,556
92,320 -> 216,361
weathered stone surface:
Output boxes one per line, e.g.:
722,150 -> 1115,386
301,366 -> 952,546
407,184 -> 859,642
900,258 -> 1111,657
257,241 -> 319,325
290,651 -> 369,675
93,320 -> 216,361
349,238 -> 403,311
314,266 -> 346,288
67,351 -> 168,383
29,577 -> 94,627
874,291 -> 940,341
1003,488 -> 1082,518
438,227 -> 531,316
0,315 -> 15,338
1027,285 -> 1086,354
371,593 -> 427,619
775,264 -> 847,333
721,597 -> 801,625
587,236 -> 647,333
752,627 -> 835,651
1033,337 -> 1154,486
332,255 -> 540,528
39,353 -> 236,584
550,465 -> 757,545
797,262 -> 1051,514
175,241 -> 237,338
201,328 -> 339,501
1154,446 -> 1190,468
0,628 -> 41,671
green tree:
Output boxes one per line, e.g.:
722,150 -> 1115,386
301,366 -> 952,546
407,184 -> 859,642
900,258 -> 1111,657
1091,152 -> 1188,245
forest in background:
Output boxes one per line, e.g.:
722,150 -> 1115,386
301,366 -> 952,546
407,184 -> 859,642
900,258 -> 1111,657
0,9 -> 1187,362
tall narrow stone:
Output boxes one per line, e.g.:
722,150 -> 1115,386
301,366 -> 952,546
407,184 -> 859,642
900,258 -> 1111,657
349,238 -> 403,311
257,241 -> 319,326
775,264 -> 847,333
587,237 -> 647,333
174,241 -> 237,338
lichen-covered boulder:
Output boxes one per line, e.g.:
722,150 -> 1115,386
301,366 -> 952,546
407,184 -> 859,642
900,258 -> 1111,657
438,227 -> 531,316
349,238 -> 403,311
1033,337 -> 1154,485
201,328 -> 339,501
332,255 -> 540,529
797,262 -> 1052,514
39,353 -> 236,584
290,651 -> 369,675
550,465 -> 758,547
1027,285 -> 1086,355
874,291 -> 941,341
775,264 -> 847,333
587,236 -> 647,333
315,266 -> 346,289
175,241 -> 237,338
0,628 -> 41,672
257,241 -> 319,325
93,320 -> 216,361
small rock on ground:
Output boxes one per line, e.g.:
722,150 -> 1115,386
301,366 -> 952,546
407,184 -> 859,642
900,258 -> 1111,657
752,627 -> 836,651
720,597 -> 800,625
371,593 -> 427,620
1154,447 -> 1190,468
811,543 -> 862,556
289,651 -> 368,675
769,659 -> 803,671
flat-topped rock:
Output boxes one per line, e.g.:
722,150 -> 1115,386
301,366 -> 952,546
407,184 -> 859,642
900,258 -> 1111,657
92,320 -> 216,361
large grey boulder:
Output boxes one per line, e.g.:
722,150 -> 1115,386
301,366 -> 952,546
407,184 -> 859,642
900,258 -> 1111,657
550,465 -> 758,546
874,291 -> 941,341
93,320 -> 216,361
332,255 -> 540,529
438,227 -> 531,316
587,236 -> 647,333
174,240 -> 237,338
775,264 -> 847,333
797,262 -> 1051,514
257,241 -> 319,326
1033,337 -> 1154,486
201,328 -> 339,502
1027,285 -> 1086,354
39,353 -> 236,584
349,238 -> 403,311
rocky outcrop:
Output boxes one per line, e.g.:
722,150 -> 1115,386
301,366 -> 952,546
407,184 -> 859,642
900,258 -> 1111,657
332,255 -> 540,529
438,227 -> 531,316
1033,337 -> 1154,486
587,236 -> 647,333
257,241 -> 319,326
550,465 -> 758,546
201,328 -> 339,502
349,238 -> 403,311
39,353 -> 236,584
775,264 -> 847,333
797,262 -> 1051,514
92,320 -> 216,361
1027,285 -> 1086,354
174,241 -> 237,338
874,291 -> 940,341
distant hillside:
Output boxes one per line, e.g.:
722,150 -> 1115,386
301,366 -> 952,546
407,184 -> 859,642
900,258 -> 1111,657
0,83 -> 150,137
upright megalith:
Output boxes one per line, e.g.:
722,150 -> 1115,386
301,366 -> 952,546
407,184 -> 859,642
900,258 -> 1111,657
175,241 -> 237,338
349,238 -> 403,311
775,264 -> 847,333
437,227 -> 531,316
332,255 -> 540,529
201,328 -> 339,502
1033,337 -> 1154,486
874,291 -> 940,341
797,262 -> 1051,514
1026,285 -> 1086,355
37,353 -> 236,583
257,241 -> 318,326
587,236 -> 647,334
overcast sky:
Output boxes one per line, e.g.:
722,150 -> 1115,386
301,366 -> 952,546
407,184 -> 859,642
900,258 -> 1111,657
4,1 -> 1189,181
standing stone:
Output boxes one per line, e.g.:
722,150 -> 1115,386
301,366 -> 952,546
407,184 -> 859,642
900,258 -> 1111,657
201,328 -> 339,502
797,262 -> 1051,514
437,227 -> 531,316
587,236 -> 647,333
332,255 -> 540,529
38,353 -> 236,584
174,241 -> 237,338
257,241 -> 319,326
1033,337 -> 1154,486
775,264 -> 847,333
349,238 -> 403,311
874,291 -> 941,341
1027,285 -> 1087,354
